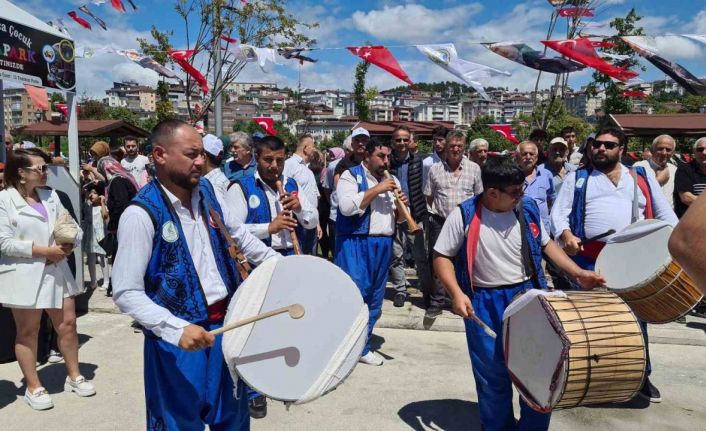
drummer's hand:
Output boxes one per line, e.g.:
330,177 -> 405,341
178,324 -> 215,351
450,293 -> 474,319
574,269 -> 606,290
561,231 -> 582,256
268,212 -> 298,234
280,192 -> 302,212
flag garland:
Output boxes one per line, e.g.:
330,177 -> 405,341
542,37 -> 638,82
169,50 -> 210,94
79,5 -> 108,31
67,11 -> 92,30
347,46 -> 412,85
485,42 -> 585,74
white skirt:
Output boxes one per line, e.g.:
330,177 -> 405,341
3,265 -> 73,309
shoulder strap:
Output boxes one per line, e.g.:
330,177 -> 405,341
516,199 -> 541,289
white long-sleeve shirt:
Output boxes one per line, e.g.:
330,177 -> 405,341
224,171 -> 318,250
336,165 -> 399,236
283,153 -> 320,214
551,165 -> 678,242
113,183 -> 278,346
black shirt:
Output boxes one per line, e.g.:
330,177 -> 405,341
107,176 -> 137,232
674,160 -> 706,218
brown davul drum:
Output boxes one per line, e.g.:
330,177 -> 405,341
596,220 -> 704,323
503,290 -> 646,412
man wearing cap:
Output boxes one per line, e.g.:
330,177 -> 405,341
202,134 -> 230,199
224,132 -> 257,182
540,137 -> 577,197
284,133 -> 320,255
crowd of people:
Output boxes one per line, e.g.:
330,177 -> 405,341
1,120 -> 705,431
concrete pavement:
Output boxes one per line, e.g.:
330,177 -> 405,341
0,311 -> 704,430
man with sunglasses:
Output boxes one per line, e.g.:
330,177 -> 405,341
433,155 -> 604,431
551,126 -> 678,403
674,137 -> 706,218
387,125 -> 432,308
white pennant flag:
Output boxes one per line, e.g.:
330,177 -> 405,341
416,43 -> 510,101
228,44 -> 279,72
683,34 -> 706,45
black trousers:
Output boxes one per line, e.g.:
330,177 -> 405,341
426,214 -> 449,308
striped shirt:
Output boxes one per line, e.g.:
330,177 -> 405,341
423,157 -> 483,218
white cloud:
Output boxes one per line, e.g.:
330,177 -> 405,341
351,3 -> 483,43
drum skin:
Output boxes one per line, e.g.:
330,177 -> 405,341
596,220 -> 704,323
504,291 -> 646,412
221,255 -> 368,404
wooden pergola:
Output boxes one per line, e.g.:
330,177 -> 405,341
609,113 -> 706,137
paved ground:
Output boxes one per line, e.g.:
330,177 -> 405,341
0,309 -> 704,430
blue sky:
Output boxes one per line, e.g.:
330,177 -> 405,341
9,0 -> 706,97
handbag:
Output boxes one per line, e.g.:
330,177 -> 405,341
98,232 -> 118,257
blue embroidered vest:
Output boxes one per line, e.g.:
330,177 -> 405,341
131,178 -> 240,323
454,195 -> 547,296
569,166 -> 654,240
336,164 -> 372,236
233,175 -> 298,247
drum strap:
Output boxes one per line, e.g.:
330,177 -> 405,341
207,205 -> 252,280
516,200 -> 541,290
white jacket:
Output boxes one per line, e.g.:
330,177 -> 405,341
0,187 -> 80,306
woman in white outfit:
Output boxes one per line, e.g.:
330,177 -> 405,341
0,148 -> 96,410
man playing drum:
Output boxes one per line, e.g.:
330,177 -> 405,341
433,155 -> 603,431
335,138 -> 407,366
226,135 -> 318,257
551,126 -> 678,403
112,120 -> 280,431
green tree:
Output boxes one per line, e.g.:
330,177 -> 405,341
319,131 -> 348,150
138,0 -> 316,123
353,60 -> 371,121
468,115 -> 513,152
138,28 -> 176,121
585,8 -> 646,124
78,99 -> 107,120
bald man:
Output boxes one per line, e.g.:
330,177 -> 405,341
112,119 -> 279,430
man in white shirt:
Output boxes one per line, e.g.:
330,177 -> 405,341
422,126 -> 448,190
633,134 -> 678,207
120,136 -> 150,188
283,133 -> 320,255
433,155 -> 603,431
226,135 -> 318,255
112,120 -> 279,430
336,138 -> 407,366
202,134 -> 230,199
550,126 -> 678,404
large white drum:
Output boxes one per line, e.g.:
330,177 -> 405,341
221,255 -> 368,404
596,220 -> 703,323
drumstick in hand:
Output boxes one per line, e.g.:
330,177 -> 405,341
210,304 -> 305,336
469,313 -> 497,339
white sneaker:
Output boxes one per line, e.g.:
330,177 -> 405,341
98,285 -> 108,291
358,351 -> 383,366
64,376 -> 96,397
24,387 -> 53,410
47,350 -> 63,364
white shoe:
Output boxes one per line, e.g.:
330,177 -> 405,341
47,350 -> 63,364
358,351 -> 383,366
24,387 -> 53,410
64,376 -> 96,397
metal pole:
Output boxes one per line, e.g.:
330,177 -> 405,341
67,92 -> 79,181
213,6 -> 224,136
0,79 -> 6,163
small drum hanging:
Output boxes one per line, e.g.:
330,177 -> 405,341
221,255 -> 368,404
503,290 -> 646,412
596,220 -> 704,323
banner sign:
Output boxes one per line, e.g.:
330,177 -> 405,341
0,17 -> 76,91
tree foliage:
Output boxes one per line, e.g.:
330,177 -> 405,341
138,0 -> 316,123
468,115 -> 514,152
138,28 -> 176,122
353,60 -> 371,121
232,120 -> 295,149
585,8 -> 646,124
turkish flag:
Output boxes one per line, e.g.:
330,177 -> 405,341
347,46 -> 413,85
67,11 -> 92,30
542,38 -> 638,82
558,7 -> 594,18
168,50 -> 209,95
111,0 -> 127,13
54,103 -> 79,116
488,124 -> 519,144
253,117 -> 277,135
24,84 -> 49,111
622,91 -> 648,98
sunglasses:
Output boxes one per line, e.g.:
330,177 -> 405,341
592,140 -> 621,150
394,138 -> 410,143
24,164 -> 49,174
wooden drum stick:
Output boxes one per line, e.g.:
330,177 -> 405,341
383,170 -> 422,235
210,304 -> 305,336
275,180 -> 302,255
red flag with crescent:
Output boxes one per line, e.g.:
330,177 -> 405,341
488,124 -> 519,144
253,117 -> 277,135
347,46 -> 413,85
542,38 -> 638,82
168,50 -> 209,95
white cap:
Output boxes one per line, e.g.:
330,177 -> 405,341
22,141 -> 36,149
203,134 -> 224,156
549,137 -> 568,148
351,127 -> 370,139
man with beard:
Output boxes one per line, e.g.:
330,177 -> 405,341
468,138 -> 489,167
634,134 -> 678,207
336,138 -> 407,366
551,126 -> 677,404
120,136 -> 150,189
112,120 -> 280,430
